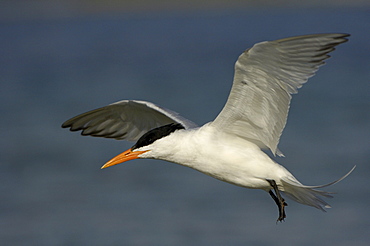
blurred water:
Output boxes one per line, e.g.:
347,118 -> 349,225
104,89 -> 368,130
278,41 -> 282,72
1,7 -> 369,246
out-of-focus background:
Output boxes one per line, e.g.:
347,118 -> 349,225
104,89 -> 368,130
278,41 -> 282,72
1,1 -> 369,245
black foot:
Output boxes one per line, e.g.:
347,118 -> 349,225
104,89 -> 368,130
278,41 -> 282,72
267,179 -> 287,222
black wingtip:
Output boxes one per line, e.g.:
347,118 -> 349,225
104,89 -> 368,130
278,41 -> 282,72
61,121 -> 70,128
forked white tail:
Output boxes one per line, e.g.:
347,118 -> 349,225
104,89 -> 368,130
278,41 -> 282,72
281,166 -> 356,210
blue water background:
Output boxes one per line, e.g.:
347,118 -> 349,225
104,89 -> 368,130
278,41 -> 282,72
1,6 -> 369,246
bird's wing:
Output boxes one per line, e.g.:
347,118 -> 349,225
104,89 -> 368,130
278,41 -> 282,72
62,100 -> 197,141
211,33 -> 349,156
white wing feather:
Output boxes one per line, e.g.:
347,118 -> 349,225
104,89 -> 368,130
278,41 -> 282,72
62,100 -> 197,141
211,33 -> 349,155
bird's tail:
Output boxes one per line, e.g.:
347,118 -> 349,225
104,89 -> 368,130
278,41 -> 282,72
281,166 -> 356,211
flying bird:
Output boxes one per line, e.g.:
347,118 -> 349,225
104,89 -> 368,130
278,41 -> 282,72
62,33 -> 354,222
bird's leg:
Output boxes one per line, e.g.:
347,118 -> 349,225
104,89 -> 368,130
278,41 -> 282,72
268,190 -> 287,222
267,179 -> 287,222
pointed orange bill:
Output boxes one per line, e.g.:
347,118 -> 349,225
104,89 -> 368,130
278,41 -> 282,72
101,148 -> 149,169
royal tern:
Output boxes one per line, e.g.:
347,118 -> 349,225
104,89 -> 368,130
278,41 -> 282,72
62,33 -> 355,222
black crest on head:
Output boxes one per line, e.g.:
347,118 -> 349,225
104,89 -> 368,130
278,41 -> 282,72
132,123 -> 185,150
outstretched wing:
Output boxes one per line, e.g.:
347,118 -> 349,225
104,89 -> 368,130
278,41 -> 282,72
211,33 -> 349,155
62,100 -> 197,141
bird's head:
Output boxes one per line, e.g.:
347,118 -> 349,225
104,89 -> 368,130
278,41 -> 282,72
101,123 -> 184,169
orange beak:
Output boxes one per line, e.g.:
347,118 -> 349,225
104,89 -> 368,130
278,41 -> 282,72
101,148 -> 149,169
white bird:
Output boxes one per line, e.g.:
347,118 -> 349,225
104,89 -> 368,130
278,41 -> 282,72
62,33 -> 355,222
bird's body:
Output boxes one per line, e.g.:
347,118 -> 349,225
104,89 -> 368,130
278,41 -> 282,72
62,33 -> 354,221
138,124 -> 287,190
